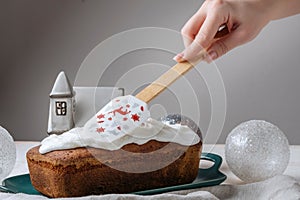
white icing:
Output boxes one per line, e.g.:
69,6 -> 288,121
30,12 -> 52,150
39,118 -> 200,154
39,95 -> 200,154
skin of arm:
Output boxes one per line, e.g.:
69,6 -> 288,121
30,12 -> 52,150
174,0 -> 300,63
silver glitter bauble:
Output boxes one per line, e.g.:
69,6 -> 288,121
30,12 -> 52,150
160,114 -> 202,140
0,126 -> 16,181
225,120 -> 290,183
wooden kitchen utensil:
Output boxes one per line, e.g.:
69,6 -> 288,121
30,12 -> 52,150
135,25 -> 229,103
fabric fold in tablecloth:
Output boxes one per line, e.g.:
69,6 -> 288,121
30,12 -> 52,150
0,175 -> 299,200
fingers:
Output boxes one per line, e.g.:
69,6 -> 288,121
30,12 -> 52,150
174,16 -> 225,63
181,9 -> 206,48
175,7 -> 229,63
195,14 -> 224,48
175,0 -> 269,63
205,28 -> 245,63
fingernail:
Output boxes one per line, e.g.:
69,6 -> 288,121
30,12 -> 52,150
208,51 -> 218,60
173,53 -> 185,62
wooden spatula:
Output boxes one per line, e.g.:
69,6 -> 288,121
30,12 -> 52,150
135,26 -> 229,103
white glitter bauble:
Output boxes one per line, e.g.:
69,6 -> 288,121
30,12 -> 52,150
225,120 -> 290,183
0,126 -> 16,181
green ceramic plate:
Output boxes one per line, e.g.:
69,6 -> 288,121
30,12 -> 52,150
0,153 -> 226,196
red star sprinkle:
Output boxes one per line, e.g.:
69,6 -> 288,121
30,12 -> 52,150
97,114 -> 105,119
96,127 -> 105,133
131,113 -> 140,122
140,106 -> 144,111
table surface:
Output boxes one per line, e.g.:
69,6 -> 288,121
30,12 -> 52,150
6,142 -> 300,184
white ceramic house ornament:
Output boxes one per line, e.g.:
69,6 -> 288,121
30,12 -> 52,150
47,71 -> 75,135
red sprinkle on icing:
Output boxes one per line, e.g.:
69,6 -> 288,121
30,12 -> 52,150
97,114 -> 105,119
96,127 -> 105,133
140,106 -> 144,111
117,126 -> 121,130
131,113 -> 140,122
115,99 -> 120,102
97,120 -> 104,123
123,117 -> 128,121
126,104 -> 130,108
108,106 -> 131,116
108,117 -> 112,121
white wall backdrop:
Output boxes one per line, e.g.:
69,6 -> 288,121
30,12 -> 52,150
0,0 -> 299,144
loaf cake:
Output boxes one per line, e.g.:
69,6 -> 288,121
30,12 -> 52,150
27,139 -> 202,197
26,95 -> 202,198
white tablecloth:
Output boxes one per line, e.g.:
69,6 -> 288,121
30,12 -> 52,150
1,142 -> 299,200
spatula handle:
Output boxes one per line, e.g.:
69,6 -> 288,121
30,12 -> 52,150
135,25 -> 229,103
135,61 -> 194,103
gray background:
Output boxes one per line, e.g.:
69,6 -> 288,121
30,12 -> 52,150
1,0 -> 300,144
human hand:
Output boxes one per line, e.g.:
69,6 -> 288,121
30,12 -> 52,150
174,0 -> 273,63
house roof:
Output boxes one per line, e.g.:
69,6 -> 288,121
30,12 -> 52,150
50,71 -> 74,97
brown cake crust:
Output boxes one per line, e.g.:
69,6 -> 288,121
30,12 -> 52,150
27,140 -> 202,198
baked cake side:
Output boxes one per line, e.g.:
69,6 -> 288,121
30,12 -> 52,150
26,140 -> 202,198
